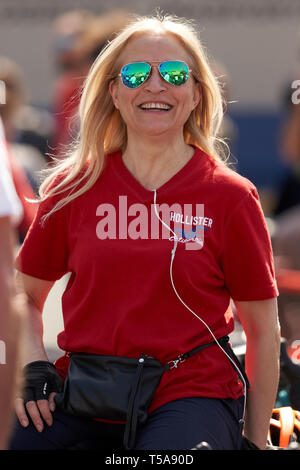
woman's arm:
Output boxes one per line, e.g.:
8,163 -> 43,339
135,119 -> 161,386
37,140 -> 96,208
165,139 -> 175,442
0,217 -> 23,449
15,271 -> 54,365
234,297 -> 281,449
14,271 -> 57,432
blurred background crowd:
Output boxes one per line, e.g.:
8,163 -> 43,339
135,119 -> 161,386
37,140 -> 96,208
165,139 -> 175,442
1,0 -> 300,414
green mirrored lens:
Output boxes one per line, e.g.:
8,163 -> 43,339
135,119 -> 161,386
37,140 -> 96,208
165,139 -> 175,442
159,61 -> 189,86
121,62 -> 150,88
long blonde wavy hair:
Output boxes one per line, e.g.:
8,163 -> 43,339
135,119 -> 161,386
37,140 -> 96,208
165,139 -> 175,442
40,13 -> 227,219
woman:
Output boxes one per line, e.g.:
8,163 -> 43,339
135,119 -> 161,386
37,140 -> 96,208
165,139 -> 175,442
9,14 -> 280,450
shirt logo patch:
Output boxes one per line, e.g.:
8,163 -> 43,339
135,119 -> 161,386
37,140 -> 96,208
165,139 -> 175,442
169,211 -> 212,250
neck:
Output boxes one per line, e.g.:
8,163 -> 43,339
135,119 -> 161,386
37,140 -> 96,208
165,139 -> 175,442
122,133 -> 194,190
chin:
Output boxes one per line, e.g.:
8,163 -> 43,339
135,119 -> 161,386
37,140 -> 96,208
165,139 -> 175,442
136,124 -> 177,137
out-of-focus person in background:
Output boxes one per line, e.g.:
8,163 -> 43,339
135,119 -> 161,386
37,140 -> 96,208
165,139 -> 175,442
273,77 -> 300,270
0,57 -> 45,241
51,9 -> 130,157
0,115 -> 24,449
270,28 -> 300,272
273,23 -> 300,219
270,29 -> 300,374
275,84 -> 300,216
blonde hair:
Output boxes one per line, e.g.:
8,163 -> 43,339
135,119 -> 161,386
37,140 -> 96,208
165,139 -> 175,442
40,13 -> 227,219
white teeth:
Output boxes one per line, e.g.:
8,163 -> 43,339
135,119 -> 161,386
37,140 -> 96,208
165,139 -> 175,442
140,102 -> 171,110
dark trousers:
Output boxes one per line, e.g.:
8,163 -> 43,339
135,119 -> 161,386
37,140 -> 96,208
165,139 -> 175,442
8,396 -> 244,450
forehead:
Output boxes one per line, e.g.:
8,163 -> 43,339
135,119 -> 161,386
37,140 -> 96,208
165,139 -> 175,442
119,33 -> 190,64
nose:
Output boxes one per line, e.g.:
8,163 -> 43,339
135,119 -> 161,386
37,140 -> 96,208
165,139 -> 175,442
144,66 -> 167,92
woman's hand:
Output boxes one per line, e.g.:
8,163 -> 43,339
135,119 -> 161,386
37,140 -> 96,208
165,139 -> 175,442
16,394 -> 57,432
14,272 -> 59,432
16,361 -> 63,431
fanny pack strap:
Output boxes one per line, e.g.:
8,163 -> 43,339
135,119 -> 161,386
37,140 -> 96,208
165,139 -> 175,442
167,335 -> 229,369
124,354 -> 169,450
124,355 -> 147,449
124,335 -> 230,449
175,335 -> 249,388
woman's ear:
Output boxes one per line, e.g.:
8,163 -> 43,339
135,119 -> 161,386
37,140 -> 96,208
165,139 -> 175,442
109,79 -> 119,109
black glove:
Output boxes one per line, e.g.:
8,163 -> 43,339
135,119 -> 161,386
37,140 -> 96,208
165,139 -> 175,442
22,360 -> 63,404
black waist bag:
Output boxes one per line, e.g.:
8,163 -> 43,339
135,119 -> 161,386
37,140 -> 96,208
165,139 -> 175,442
54,336 -> 230,449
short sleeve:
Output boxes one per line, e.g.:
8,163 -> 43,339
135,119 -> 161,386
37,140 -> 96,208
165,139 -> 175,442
220,188 -> 279,301
15,192 -> 70,281
0,136 -> 23,224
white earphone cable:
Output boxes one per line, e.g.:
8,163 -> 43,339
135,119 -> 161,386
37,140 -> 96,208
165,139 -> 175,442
152,189 -> 247,423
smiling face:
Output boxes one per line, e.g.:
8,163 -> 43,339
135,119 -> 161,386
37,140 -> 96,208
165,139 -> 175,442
109,33 -> 200,143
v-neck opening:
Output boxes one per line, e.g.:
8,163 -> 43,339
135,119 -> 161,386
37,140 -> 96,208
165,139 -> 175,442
110,146 -> 202,201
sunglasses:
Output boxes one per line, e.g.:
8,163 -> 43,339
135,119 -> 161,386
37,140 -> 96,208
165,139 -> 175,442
120,60 -> 191,88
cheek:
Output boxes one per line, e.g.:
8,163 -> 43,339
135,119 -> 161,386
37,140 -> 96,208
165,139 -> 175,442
175,90 -> 196,117
117,90 -> 138,117
111,81 -> 136,113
